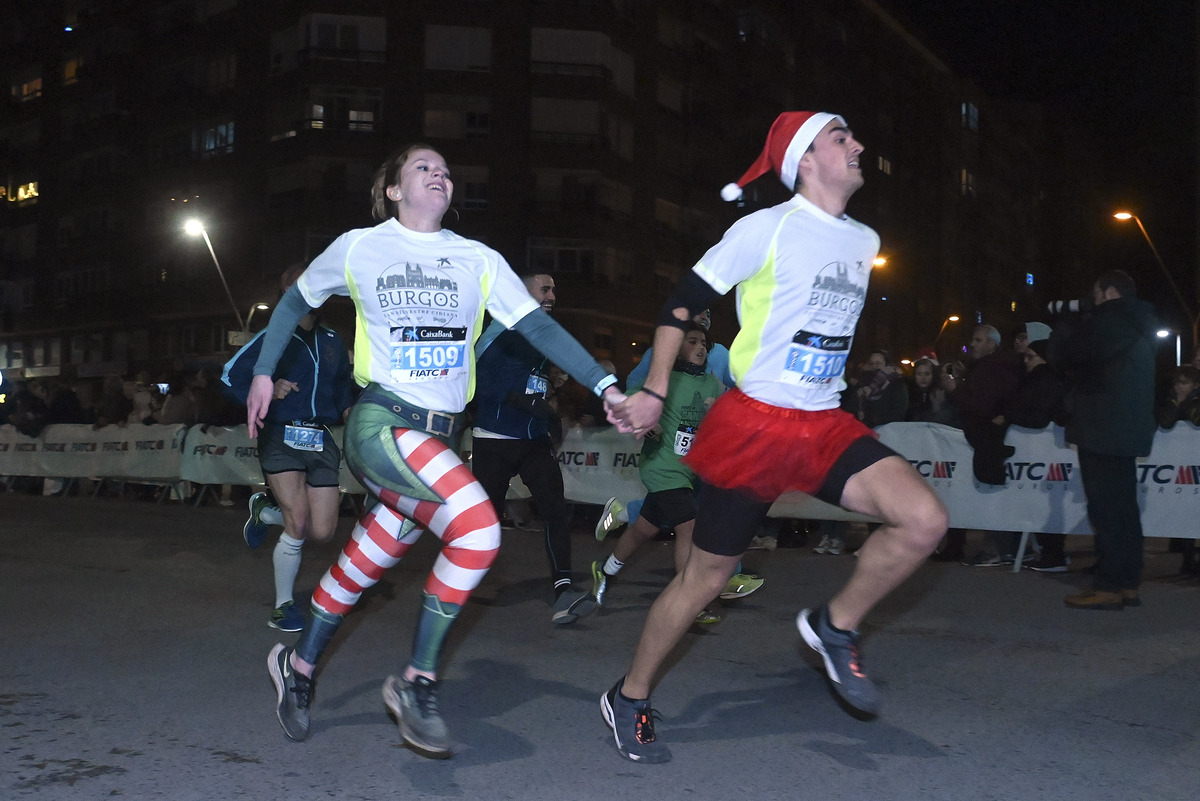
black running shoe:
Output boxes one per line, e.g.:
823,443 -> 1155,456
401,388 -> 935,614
797,606 -> 881,715
268,643 -> 313,741
600,677 -> 671,763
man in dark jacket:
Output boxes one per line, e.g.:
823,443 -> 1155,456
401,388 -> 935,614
471,272 -> 595,625
1049,269 -> 1157,610
223,265 -> 356,631
948,324 -> 1023,566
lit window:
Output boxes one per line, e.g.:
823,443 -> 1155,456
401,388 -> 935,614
63,58 -> 83,85
961,101 -> 979,132
195,122 -> 235,157
960,168 -> 975,197
877,156 -> 892,175
12,77 -> 43,101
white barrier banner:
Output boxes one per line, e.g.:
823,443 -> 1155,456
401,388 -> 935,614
0,423 -> 186,480
6,422 -> 1200,538
178,425 -> 366,494
180,425 -> 264,486
873,422 -> 1200,537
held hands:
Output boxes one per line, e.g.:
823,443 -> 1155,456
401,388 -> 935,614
246,374 -> 275,439
606,388 -> 664,439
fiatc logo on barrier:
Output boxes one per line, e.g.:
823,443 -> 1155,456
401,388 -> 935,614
1139,464 -> 1200,494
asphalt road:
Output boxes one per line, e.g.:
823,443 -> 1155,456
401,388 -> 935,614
2,492 -> 1199,800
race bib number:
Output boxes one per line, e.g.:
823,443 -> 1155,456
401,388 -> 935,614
781,330 -> 851,386
526,373 -> 549,396
390,326 -> 467,381
673,425 -> 696,456
284,424 -> 324,452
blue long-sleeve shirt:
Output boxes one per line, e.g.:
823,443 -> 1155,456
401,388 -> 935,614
222,324 -> 355,425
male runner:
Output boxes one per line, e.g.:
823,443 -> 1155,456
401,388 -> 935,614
603,111 -> 947,763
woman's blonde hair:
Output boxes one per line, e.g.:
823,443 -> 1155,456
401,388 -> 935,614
369,143 -> 439,221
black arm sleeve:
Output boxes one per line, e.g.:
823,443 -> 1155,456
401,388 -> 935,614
657,270 -> 722,330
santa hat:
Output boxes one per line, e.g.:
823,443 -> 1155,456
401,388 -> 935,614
721,111 -> 845,202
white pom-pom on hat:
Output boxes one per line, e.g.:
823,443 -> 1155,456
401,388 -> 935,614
720,183 -> 744,202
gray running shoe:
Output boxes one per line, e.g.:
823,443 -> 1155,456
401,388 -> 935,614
591,561 -> 609,606
600,677 -> 670,763
552,587 -> 597,624
382,674 -> 452,758
797,606 -> 881,715
268,643 -> 313,741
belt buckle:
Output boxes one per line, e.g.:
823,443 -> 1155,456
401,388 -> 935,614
426,410 -> 454,437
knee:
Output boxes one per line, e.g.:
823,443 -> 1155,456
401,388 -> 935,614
887,495 -> 947,553
908,497 -> 948,551
309,523 -> 337,545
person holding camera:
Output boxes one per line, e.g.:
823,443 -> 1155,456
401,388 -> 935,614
1048,269 -> 1158,610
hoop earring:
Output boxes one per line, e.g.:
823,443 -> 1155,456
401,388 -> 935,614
447,206 -> 460,223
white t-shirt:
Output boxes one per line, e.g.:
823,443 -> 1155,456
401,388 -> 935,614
298,218 -> 538,413
693,194 -> 880,410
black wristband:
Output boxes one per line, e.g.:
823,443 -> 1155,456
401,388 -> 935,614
639,387 -> 667,403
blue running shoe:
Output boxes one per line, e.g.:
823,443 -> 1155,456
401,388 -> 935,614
244,491 -> 270,549
269,601 -> 305,632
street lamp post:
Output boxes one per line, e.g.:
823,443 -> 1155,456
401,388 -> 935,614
183,219 -> 245,332
1113,211 -> 1197,349
1157,328 -> 1182,367
245,302 -> 271,332
932,315 -> 960,356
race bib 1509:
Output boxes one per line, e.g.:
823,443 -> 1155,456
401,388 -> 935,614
389,326 -> 468,381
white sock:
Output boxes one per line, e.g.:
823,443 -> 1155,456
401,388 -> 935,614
603,554 -> 624,577
273,533 -> 304,608
261,505 -> 283,526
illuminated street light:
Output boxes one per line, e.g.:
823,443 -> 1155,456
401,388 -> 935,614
245,302 -> 271,332
1157,328 -> 1182,367
935,314 -> 960,341
872,256 -> 888,267
183,218 -> 245,331
1113,211 -> 1197,348
929,315 -> 960,360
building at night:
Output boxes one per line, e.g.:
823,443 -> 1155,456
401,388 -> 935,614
0,0 -> 1050,388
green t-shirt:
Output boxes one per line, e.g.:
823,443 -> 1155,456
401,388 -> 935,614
631,368 -> 724,492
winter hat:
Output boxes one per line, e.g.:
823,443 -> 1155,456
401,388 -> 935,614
1026,321 -> 1051,359
721,112 -> 845,202
1025,321 -> 1051,343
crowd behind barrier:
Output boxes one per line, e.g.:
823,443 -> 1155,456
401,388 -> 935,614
3,422 -> 1200,540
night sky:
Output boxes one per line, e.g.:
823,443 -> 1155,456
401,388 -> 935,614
880,0 -> 1196,308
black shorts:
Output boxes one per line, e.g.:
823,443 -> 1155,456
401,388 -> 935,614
639,487 -> 698,530
257,422 -> 342,487
691,436 -> 898,556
